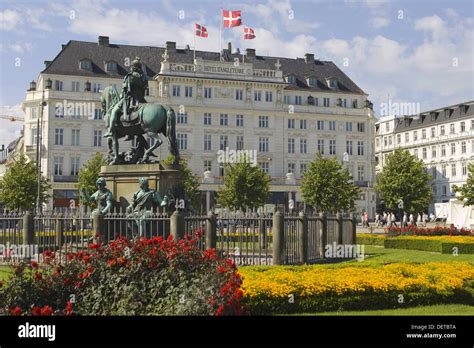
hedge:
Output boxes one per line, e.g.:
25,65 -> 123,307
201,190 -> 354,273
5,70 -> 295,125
383,237 -> 474,254
356,234 -> 385,246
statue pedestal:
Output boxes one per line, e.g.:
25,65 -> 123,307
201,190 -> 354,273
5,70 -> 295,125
100,163 -> 183,210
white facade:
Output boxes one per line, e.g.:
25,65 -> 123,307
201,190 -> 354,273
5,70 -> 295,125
21,39 -> 376,215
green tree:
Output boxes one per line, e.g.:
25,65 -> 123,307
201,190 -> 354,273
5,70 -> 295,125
301,153 -> 359,212
217,160 -> 271,211
162,155 -> 201,211
453,163 -> 474,206
0,153 -> 50,210
78,152 -> 107,209
376,148 -> 433,213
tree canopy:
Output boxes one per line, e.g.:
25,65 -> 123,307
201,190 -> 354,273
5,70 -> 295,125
453,163 -> 474,206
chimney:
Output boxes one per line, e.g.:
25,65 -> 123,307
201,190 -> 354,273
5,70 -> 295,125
227,42 -> 232,52
98,36 -> 109,46
44,60 -> 51,69
305,53 -> 314,63
246,48 -> 255,58
165,41 -> 176,52
61,44 -> 66,50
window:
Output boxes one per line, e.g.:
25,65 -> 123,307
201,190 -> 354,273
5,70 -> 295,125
92,83 -> 101,93
346,122 -> 352,132
177,112 -> 188,124
204,134 -> 212,151
357,165 -> 365,181
317,139 -> 325,154
185,86 -> 193,98
300,139 -> 307,154
442,185 -> 447,196
388,136 -> 393,146
94,109 -> 103,120
254,90 -> 262,101
441,144 -> 446,157
462,162 -> 467,176
308,77 -> 317,86
431,127 -> 436,138
287,75 -> 296,84
71,157 -> 80,176
259,116 -> 269,128
422,129 -> 426,139
375,138 -> 380,148
105,61 -> 117,72
79,60 -> 91,70
422,147 -> 427,159
54,80 -> 63,91
204,87 -> 212,98
461,122 -> 465,132
323,98 -> 330,107
177,133 -> 188,150
472,120 -> 474,130
461,141 -> 466,154
357,141 -> 364,156
288,119 -> 295,129
30,107 -> 38,119
287,162 -> 295,174
317,120 -> 324,130
32,128 -> 38,145
288,138 -> 295,153
72,81 -> 80,92
71,129 -> 80,146
259,137 -> 269,152
414,131 -> 418,141
54,157 -> 63,176
431,146 -> 436,158
450,123 -> 455,134
236,136 -> 244,151
235,89 -> 243,100
442,164 -> 447,177
329,140 -> 336,155
405,132 -> 409,143
432,166 -> 437,179
55,128 -> 64,145
219,136 -> 228,151
284,95 -> 290,104
440,125 -> 445,135
346,140 -> 353,155
451,143 -> 456,155
220,114 -> 228,126
295,96 -> 302,105
413,149 -> 418,158
300,163 -> 307,175
259,162 -> 269,173
204,160 -> 212,172
172,85 -> 180,97
352,99 -> 358,108
451,164 -> 457,177
55,105 -> 64,118
236,114 -> 244,127
342,99 -> 347,107
329,121 -> 336,131
300,119 -> 307,129
265,91 -> 273,102
93,130 -> 102,147
204,113 -> 212,125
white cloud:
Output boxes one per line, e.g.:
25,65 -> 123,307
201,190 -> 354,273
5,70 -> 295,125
0,9 -> 22,31
369,17 -> 390,29
0,104 -> 24,147
9,42 -> 33,53
415,15 -> 446,42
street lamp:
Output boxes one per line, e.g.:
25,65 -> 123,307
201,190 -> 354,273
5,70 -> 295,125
35,79 -> 50,214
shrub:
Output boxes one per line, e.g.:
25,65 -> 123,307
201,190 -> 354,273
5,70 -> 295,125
356,234 -> 385,246
384,236 -> 474,254
0,235 -> 244,316
385,225 -> 473,237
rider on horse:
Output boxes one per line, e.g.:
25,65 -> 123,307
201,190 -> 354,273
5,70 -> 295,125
104,57 -> 148,138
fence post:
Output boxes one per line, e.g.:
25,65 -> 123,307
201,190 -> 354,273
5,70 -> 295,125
205,211 -> 216,249
170,210 -> 185,241
272,210 -> 285,265
259,213 -> 267,249
319,212 -> 327,259
298,211 -> 308,264
350,212 -> 357,245
55,216 -> 63,250
22,211 -> 34,260
92,212 -> 105,244
336,212 -> 343,246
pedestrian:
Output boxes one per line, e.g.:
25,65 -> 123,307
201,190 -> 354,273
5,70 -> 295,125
417,213 -> 422,226
403,212 -> 408,227
422,212 -> 428,227
429,212 -> 435,222
382,212 -> 387,226
409,213 -> 415,225
386,212 -> 392,227
363,211 -> 369,228
375,212 -> 380,227
390,212 -> 397,227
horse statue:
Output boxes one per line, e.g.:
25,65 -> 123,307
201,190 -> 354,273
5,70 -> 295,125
100,85 -> 180,165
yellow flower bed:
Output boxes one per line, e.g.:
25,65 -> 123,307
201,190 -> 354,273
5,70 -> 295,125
239,262 -> 474,314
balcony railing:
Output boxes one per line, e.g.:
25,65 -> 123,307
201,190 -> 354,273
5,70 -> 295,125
54,175 -> 78,183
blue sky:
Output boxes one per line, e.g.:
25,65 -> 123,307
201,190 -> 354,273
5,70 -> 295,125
0,0 -> 473,145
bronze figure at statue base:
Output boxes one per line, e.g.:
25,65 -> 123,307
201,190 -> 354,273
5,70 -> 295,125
100,163 -> 184,211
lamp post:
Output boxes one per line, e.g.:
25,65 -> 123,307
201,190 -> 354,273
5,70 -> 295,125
36,78 -> 51,214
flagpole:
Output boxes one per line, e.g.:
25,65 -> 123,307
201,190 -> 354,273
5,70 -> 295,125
193,30 -> 196,63
220,7 -> 223,61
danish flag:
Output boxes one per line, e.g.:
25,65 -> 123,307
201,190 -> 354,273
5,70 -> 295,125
243,27 -> 256,40
223,10 -> 242,27
195,23 -> 208,38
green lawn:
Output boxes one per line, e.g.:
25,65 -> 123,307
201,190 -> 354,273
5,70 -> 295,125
297,304 -> 474,316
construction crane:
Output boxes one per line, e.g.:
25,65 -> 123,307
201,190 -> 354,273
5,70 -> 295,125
0,115 -> 25,122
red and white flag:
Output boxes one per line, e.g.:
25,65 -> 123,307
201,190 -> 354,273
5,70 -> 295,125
243,27 -> 256,40
195,23 -> 208,38
223,10 -> 242,28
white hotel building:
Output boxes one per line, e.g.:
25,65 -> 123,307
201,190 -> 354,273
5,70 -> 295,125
375,101 -> 474,213
22,36 -> 376,214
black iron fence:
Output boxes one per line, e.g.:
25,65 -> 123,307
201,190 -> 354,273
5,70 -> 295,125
0,209 -> 356,266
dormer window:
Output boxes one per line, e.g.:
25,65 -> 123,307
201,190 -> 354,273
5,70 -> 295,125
105,61 -> 117,72
307,77 -> 317,87
286,75 -> 296,84
79,59 -> 92,71
326,78 -> 337,89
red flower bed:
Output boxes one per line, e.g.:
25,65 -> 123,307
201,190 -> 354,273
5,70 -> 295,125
385,224 -> 473,237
